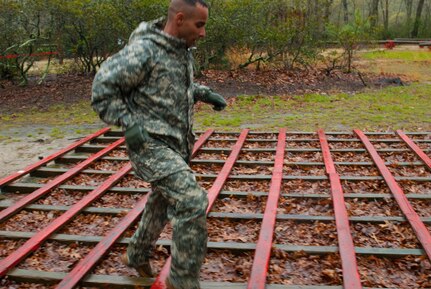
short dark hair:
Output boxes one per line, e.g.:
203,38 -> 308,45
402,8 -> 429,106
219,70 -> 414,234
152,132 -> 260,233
183,0 -> 208,8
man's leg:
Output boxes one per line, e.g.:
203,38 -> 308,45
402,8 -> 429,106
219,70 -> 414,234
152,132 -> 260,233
153,170 -> 208,289
126,186 -> 169,268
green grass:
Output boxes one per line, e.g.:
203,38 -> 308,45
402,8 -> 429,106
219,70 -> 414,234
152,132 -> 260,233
0,100 -> 99,130
2,84 -> 430,133
361,50 -> 431,61
194,83 -> 431,132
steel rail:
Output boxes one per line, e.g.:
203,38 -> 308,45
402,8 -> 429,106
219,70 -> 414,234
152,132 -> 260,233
55,129 -> 214,289
0,164 -> 132,277
355,129 -> 431,260
247,129 -> 286,288
0,127 -> 111,187
0,138 -> 125,223
150,129 -> 249,289
318,129 -> 362,289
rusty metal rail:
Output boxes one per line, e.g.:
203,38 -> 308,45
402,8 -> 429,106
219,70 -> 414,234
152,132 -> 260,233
0,128 -> 430,288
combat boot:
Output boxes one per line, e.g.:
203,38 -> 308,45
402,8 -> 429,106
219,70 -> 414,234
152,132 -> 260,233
120,253 -> 153,278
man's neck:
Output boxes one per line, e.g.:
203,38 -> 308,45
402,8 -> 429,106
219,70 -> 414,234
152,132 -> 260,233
163,22 -> 178,38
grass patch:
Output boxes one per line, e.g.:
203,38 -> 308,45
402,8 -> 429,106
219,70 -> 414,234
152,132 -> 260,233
361,50 -> 431,61
2,84 -> 430,133
194,83 -> 431,131
0,100 -> 99,129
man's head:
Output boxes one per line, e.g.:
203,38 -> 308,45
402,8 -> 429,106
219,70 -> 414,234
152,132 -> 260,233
164,0 -> 209,47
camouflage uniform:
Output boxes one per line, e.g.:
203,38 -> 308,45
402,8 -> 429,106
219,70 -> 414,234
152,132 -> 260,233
91,18 -> 214,289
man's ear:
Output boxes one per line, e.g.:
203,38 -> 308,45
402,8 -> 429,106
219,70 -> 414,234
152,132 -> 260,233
175,12 -> 185,26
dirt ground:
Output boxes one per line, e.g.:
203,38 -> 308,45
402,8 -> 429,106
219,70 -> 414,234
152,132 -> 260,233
0,68 -> 404,179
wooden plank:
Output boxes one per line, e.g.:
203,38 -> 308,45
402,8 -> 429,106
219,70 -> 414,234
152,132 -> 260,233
1,183 -> 150,194
76,145 -> 431,154
56,154 -> 429,167
318,129 -> 362,289
0,202 -> 127,214
0,138 -> 125,223
6,269 -> 354,289
0,127 -> 111,188
0,231 -> 425,257
248,129 -> 286,289
355,129 -> 431,261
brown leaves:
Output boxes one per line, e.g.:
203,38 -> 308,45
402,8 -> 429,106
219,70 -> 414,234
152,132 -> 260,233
17,241 -> 93,273
352,222 -> 421,249
268,251 -> 342,285
212,195 -> 266,214
358,255 -> 431,288
0,210 -> 61,232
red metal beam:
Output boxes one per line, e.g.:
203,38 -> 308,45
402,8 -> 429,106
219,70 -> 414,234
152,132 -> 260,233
53,130 -> 214,289
355,129 -> 431,260
0,164 -> 132,277
0,127 -> 111,187
151,129 -> 249,289
0,138 -> 125,223
247,128 -> 286,289
191,129 -> 214,159
56,191 -> 148,289
319,127 -> 362,289
206,129 -> 249,212
396,130 -> 431,169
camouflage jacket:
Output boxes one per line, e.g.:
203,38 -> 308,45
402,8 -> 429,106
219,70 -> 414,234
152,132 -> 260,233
92,18 -> 214,179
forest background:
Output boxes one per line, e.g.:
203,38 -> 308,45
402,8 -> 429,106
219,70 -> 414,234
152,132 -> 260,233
1,0 -> 430,84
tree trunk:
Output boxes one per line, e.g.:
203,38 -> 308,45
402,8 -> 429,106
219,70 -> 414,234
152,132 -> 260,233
424,2 -> 431,36
369,0 -> 380,27
405,0 -> 413,25
342,0 -> 349,24
411,0 -> 425,37
382,0 -> 389,37
324,0 -> 334,23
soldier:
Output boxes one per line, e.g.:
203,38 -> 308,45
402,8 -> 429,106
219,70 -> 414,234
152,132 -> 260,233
91,0 -> 226,288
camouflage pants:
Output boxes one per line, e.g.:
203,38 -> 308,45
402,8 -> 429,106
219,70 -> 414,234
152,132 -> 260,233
127,169 -> 208,289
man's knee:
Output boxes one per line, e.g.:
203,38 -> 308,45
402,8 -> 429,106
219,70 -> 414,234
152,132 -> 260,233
156,170 -> 208,218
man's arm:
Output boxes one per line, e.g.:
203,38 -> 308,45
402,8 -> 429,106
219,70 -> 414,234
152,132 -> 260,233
91,40 -> 152,128
193,83 -> 227,111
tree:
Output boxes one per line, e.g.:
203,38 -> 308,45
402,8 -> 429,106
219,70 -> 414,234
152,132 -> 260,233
411,0 -> 425,37
342,0 -> 349,24
328,10 -> 373,73
405,0 -> 414,28
382,0 -> 390,37
369,0 -> 380,27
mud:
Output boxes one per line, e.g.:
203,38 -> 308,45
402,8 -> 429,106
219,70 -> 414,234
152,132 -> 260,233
0,123 -> 105,179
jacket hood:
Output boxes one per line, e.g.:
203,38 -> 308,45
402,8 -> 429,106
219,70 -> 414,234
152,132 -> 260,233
128,17 -> 188,52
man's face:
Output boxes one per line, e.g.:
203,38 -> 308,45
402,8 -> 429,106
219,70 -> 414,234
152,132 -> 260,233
178,4 -> 208,47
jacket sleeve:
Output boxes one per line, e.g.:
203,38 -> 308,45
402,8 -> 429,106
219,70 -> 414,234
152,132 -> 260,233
192,82 -> 214,104
91,40 -> 152,128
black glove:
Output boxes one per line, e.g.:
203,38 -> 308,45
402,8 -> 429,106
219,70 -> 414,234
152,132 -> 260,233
124,123 -> 150,150
207,92 -> 227,111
